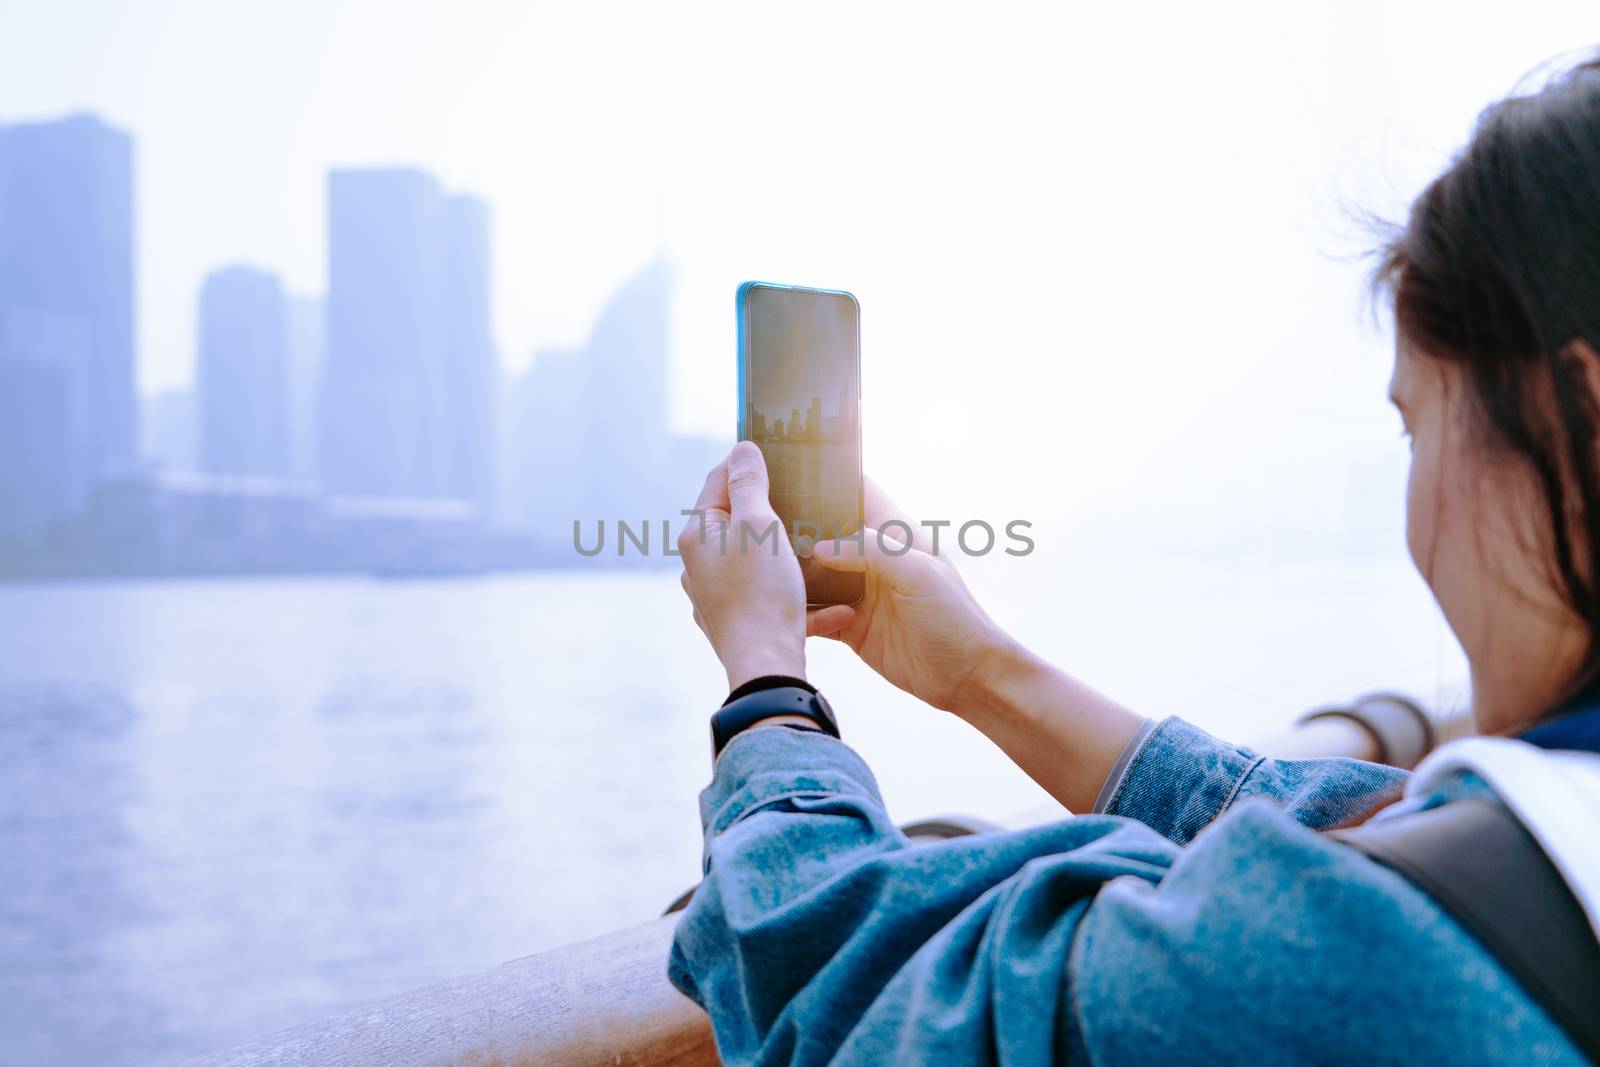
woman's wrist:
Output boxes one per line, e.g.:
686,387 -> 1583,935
746,714 -> 823,733
953,636 -> 1040,727
951,638 -> 1146,813
724,640 -> 806,692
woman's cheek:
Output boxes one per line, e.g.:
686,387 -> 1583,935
1406,421 -> 1480,655
1405,436 -> 1438,580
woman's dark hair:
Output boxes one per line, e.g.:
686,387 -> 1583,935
1376,51 -> 1600,704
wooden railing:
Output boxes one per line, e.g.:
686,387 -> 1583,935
185,915 -> 717,1067
187,700 -> 1459,1067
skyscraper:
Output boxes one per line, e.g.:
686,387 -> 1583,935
321,168 -> 438,499
197,266 -> 289,478
319,168 -> 495,510
579,259 -> 672,520
0,114 -> 136,538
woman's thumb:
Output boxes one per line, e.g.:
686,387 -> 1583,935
725,441 -> 772,518
812,526 -> 915,575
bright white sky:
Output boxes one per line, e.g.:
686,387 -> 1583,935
3,0 -> 1597,543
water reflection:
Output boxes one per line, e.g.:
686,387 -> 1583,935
0,576 -> 714,1064
0,682 -> 174,1063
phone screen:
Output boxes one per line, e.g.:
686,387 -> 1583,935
740,283 -> 865,607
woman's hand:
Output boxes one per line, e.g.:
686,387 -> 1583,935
684,461 -> 1144,812
678,442 -> 808,691
809,477 -> 1145,812
807,480 -> 1019,715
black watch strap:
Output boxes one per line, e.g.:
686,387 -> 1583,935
711,683 -> 840,758
723,674 -> 818,706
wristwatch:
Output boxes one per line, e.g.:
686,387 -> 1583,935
711,676 -> 841,758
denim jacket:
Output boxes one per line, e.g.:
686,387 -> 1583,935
667,716 -> 1586,1065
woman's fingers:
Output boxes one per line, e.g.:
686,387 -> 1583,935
806,604 -> 855,638
811,537 -> 865,571
813,526 -> 911,572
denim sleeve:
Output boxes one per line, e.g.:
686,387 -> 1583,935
667,725 -> 1181,1064
666,725 -> 1578,1066
1101,715 -> 1409,844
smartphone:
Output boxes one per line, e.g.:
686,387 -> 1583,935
736,281 -> 865,607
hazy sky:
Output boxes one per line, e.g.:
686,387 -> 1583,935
3,0 -> 1597,534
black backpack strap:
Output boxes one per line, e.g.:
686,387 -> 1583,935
1333,796 -> 1600,1063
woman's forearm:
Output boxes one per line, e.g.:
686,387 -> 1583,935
957,641 -> 1146,814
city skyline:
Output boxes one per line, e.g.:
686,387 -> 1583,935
0,110 -> 724,576
746,387 -> 859,446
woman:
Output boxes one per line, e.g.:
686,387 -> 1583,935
674,55 -> 1600,1065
